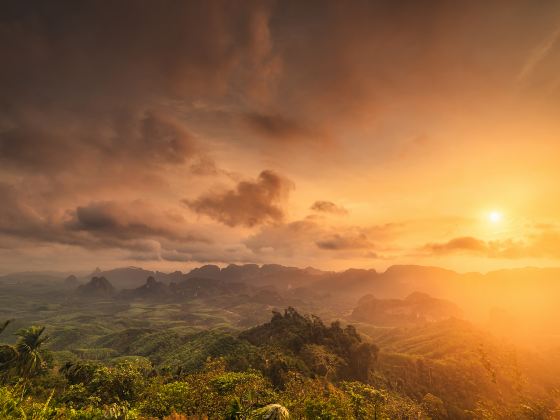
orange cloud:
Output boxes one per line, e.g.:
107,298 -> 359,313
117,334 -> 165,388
310,201 -> 349,215
185,171 -> 294,227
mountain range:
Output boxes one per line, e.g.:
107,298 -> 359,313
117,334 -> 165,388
2,263 -> 559,338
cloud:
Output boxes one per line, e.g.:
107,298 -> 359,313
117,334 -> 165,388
66,201 -> 206,243
245,219 -> 320,256
2,0 -> 560,271
422,236 -> 488,254
310,201 -> 348,215
243,112 -> 321,142
316,233 -> 372,250
0,0 -> 277,185
422,229 -> 560,259
185,170 -> 294,227
0,188 -> 208,254
245,218 -> 395,261
0,109 -> 200,176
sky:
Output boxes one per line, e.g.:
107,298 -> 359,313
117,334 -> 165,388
1,0 -> 560,274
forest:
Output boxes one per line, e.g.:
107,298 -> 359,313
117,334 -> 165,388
0,265 -> 559,419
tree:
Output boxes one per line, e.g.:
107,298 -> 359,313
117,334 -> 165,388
13,326 -> 49,380
341,381 -> 387,420
0,320 -> 18,383
301,344 -> 343,380
422,393 -> 448,419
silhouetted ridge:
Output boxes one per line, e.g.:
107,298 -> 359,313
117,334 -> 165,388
119,276 -> 170,299
77,276 -> 115,296
64,274 -> 79,287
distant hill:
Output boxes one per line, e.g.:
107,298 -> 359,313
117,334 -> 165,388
64,275 -> 80,288
184,264 -> 324,289
82,267 -> 185,289
77,276 -> 115,297
351,292 -> 462,326
170,277 -> 249,299
65,263 -> 560,338
118,276 -> 170,300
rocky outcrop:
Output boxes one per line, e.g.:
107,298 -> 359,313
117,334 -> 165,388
77,276 -> 115,297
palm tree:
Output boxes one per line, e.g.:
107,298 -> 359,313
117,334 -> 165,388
13,326 -> 49,379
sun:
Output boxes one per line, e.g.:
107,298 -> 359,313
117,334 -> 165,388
488,211 -> 503,223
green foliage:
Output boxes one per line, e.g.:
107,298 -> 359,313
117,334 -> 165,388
422,393 -> 448,419
1,325 -> 49,384
1,308 -> 558,420
340,381 -> 388,420
14,326 -> 50,378
240,308 -> 379,384
140,358 -> 277,419
72,360 -> 148,405
0,386 -> 25,419
279,372 -> 353,419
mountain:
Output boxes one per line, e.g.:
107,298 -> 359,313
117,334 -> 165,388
183,263 -> 324,289
83,267 -> 186,289
351,292 -> 462,326
239,307 -> 379,383
170,277 -> 248,299
64,275 -> 80,288
73,263 -> 560,340
119,276 -> 170,300
77,276 -> 115,297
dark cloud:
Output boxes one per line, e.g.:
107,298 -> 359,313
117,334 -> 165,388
0,105 -> 201,178
243,113 -> 320,142
186,170 -> 294,227
0,0 -> 274,106
316,233 -> 372,250
66,201 -> 206,243
268,1 -> 560,124
0,188 -> 209,254
310,201 -> 349,215
0,0 -> 275,181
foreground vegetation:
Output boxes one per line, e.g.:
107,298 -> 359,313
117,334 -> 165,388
0,272 -> 558,419
1,310 -> 558,419
1,311 -> 425,419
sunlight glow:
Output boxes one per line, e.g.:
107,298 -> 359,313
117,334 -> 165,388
488,211 -> 503,223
